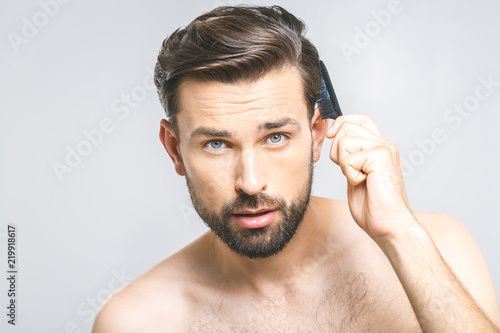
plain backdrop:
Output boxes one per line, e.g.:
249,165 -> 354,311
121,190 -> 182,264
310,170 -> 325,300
1,0 -> 499,331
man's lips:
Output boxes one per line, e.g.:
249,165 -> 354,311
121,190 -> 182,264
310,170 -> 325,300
233,209 -> 277,228
234,208 -> 273,216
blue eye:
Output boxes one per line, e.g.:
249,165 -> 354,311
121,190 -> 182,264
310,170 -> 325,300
269,133 -> 283,144
209,140 -> 223,149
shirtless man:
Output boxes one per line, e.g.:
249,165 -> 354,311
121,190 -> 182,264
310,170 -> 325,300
92,5 -> 500,332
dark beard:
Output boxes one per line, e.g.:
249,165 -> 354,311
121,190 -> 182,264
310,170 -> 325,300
184,153 -> 314,259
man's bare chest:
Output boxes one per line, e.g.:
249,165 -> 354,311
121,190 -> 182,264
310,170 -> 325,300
189,302 -> 373,332
187,298 -> 418,332
185,271 -> 420,332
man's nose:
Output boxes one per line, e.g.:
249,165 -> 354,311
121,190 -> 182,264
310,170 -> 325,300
234,149 -> 267,196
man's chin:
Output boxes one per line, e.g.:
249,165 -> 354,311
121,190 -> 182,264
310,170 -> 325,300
223,237 -> 288,259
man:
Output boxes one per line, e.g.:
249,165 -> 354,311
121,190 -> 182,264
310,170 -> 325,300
93,5 -> 500,332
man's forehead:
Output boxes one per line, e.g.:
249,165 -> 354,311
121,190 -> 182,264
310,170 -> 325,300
176,68 -> 307,130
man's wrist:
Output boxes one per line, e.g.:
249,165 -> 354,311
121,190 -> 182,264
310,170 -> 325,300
372,212 -> 433,263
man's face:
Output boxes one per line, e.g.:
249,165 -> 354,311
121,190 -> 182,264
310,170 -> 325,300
171,68 -> 322,259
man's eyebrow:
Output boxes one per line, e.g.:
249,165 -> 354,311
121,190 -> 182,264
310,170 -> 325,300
258,117 -> 301,132
189,127 -> 233,141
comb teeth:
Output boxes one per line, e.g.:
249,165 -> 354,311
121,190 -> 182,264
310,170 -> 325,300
318,60 -> 343,119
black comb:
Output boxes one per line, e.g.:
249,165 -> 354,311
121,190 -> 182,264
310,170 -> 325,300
318,60 -> 343,119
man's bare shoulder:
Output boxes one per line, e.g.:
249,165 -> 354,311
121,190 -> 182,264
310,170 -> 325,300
92,233 -> 213,332
315,198 -> 500,324
414,211 -> 500,325
413,210 -> 488,267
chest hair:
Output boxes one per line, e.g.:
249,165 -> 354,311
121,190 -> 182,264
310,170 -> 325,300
187,269 -> 402,332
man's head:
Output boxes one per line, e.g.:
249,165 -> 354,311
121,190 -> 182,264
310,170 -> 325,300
155,5 -> 328,259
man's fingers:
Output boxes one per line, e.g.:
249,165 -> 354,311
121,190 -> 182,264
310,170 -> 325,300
338,150 -> 370,185
329,124 -> 386,164
335,136 -> 381,163
335,142 -> 398,186
326,114 -> 382,138
326,114 -> 400,187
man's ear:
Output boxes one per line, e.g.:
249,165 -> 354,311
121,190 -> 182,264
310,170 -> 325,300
311,106 -> 329,162
159,119 -> 185,176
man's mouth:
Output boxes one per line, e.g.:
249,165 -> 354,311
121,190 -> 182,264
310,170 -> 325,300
234,209 -> 273,216
233,209 -> 277,228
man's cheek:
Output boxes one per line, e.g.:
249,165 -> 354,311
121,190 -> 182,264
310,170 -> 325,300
269,157 -> 309,188
196,167 -> 232,201
273,147 -> 311,172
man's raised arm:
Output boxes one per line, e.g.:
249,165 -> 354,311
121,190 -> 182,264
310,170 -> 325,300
326,114 -> 500,332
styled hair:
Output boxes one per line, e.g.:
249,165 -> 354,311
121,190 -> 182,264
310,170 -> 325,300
154,5 -> 321,136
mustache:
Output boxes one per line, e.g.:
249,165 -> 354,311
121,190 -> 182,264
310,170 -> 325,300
221,192 -> 287,215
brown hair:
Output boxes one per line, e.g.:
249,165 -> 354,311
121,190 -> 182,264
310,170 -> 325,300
154,5 -> 321,137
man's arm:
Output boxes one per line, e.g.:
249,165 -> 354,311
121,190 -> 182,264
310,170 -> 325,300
417,211 -> 500,327
381,212 -> 500,332
326,114 -> 500,332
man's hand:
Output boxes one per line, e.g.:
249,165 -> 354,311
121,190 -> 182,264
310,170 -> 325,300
326,114 -> 413,243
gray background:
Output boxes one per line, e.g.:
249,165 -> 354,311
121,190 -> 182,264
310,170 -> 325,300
1,0 -> 499,331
